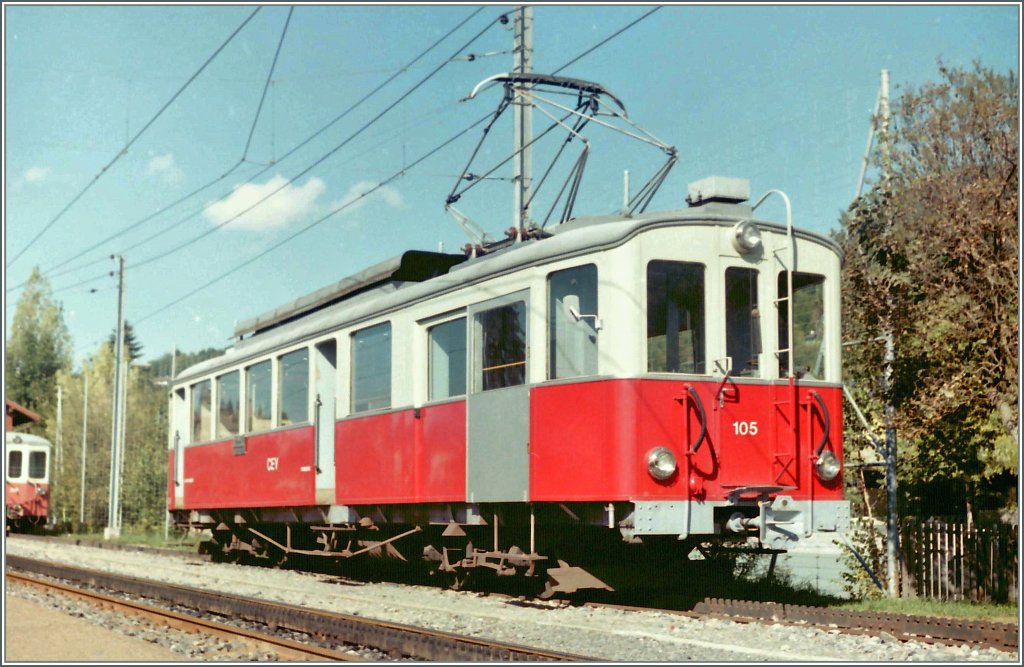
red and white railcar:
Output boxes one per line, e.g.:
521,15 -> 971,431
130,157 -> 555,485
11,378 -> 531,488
6,432 -> 52,533
168,173 -> 849,593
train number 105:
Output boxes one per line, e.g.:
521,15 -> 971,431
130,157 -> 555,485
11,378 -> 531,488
732,421 -> 759,436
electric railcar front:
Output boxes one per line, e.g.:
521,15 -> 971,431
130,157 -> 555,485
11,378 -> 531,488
5,432 -> 52,533
167,176 -> 849,592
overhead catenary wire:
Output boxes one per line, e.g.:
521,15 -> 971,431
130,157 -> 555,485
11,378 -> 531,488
6,7 -> 263,268
15,6 -> 488,294
136,111 -> 493,326
127,8 -> 509,274
10,7 -> 295,294
551,6 -> 662,75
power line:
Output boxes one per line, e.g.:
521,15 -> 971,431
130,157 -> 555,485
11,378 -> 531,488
552,7 -> 662,75
128,8 -> 508,273
243,7 -> 294,160
15,6 -> 487,294
137,112 -> 493,327
6,7 -> 263,267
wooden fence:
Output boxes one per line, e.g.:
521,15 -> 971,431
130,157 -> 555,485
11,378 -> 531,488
900,518 -> 1018,603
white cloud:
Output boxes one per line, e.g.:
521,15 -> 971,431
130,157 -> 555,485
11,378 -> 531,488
329,181 -> 403,215
204,175 -> 326,231
146,153 -> 184,186
24,166 -> 50,183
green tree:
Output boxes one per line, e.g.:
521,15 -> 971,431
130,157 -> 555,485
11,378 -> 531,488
839,62 -> 1018,520
107,321 -> 144,363
5,267 -> 72,418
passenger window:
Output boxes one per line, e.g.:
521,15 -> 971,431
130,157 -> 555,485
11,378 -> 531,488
725,267 -> 762,377
647,261 -> 705,373
778,272 -> 826,379
246,361 -> 273,432
216,371 -> 240,439
28,451 -> 46,479
549,264 -> 598,379
279,348 -> 309,426
477,301 -> 527,391
429,318 -> 466,400
352,323 -> 392,412
191,379 -> 212,443
8,451 -> 23,479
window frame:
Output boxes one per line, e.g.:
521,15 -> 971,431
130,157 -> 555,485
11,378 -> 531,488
28,451 -> 47,480
427,316 -> 468,402
645,259 -> 707,375
190,378 -> 213,444
277,347 -> 311,427
245,359 -> 274,433
547,263 -> 599,380
215,370 -> 241,439
351,321 -> 393,413
8,450 -> 23,479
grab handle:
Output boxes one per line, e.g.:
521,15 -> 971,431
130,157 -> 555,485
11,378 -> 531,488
810,390 -> 831,456
684,384 -> 707,455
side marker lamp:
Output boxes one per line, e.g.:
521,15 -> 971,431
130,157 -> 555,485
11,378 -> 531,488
815,450 -> 841,482
647,447 -> 678,480
731,220 -> 762,255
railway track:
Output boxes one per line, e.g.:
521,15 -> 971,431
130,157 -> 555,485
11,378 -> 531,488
5,555 -> 593,661
583,597 -> 1019,654
9,535 -> 1017,656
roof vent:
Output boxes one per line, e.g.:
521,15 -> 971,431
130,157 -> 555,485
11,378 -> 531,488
686,176 -> 750,207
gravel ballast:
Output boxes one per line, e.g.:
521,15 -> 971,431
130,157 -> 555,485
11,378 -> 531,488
4,538 -> 1017,662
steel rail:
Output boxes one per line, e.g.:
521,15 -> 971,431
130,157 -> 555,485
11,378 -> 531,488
6,555 -> 592,661
7,570 -> 364,661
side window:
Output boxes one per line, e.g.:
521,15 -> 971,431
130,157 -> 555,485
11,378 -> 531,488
246,361 -> 273,432
352,323 -> 392,413
279,348 -> 310,426
191,379 -> 212,443
216,371 -> 240,439
429,318 -> 467,400
647,261 -> 705,373
548,264 -> 598,379
779,272 -> 826,379
28,451 -> 46,479
725,267 -> 762,377
8,450 -> 23,479
477,301 -> 527,391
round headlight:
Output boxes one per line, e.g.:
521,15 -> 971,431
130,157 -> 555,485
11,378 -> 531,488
647,447 -> 678,481
732,220 -> 762,254
815,450 -> 841,482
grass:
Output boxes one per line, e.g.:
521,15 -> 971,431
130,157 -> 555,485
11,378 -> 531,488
838,597 -> 1019,623
50,527 -> 204,551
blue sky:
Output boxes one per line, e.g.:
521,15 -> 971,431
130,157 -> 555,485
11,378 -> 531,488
3,3 -> 1020,370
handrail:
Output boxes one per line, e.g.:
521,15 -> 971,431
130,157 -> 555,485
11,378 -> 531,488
684,385 -> 707,455
313,394 -> 323,473
810,390 -> 831,456
173,430 -> 181,487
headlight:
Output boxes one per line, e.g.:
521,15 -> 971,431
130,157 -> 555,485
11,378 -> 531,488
731,220 -> 762,254
815,450 -> 841,482
647,447 -> 677,481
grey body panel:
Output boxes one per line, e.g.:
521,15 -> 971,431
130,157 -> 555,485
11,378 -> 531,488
466,290 -> 531,503
466,386 -> 530,503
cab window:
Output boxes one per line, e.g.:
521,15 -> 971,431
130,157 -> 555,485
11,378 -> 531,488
246,361 -> 273,432
28,451 -> 46,479
429,318 -> 467,400
216,371 -> 240,439
725,267 -> 761,377
279,348 -> 309,425
647,261 -> 705,373
352,323 -> 392,412
778,272 -> 826,379
8,450 -> 23,479
191,379 -> 212,443
549,264 -> 598,379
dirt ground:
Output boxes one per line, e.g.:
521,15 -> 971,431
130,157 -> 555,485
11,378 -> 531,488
3,592 -> 187,662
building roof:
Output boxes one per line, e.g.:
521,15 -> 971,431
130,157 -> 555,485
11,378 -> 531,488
5,399 -> 42,432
